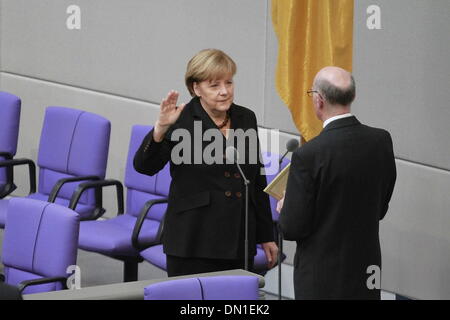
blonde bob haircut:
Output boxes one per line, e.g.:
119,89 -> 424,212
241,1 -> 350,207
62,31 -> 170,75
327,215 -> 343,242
185,49 -> 237,97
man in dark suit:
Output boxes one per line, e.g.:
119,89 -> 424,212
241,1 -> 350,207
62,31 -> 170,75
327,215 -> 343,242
278,66 -> 396,300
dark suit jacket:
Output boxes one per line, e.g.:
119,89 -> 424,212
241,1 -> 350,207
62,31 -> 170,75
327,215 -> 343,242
280,116 -> 396,300
134,96 -> 274,260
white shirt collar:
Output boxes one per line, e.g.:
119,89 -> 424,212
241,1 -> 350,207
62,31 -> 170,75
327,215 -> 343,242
323,113 -> 353,128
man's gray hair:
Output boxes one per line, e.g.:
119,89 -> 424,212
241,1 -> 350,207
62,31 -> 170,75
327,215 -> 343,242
316,75 -> 356,106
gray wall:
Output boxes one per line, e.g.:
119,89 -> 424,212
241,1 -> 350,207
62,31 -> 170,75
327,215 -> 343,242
1,0 -> 450,299
353,0 -> 450,299
1,0 -> 266,119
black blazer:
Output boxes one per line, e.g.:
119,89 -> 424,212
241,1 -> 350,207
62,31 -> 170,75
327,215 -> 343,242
280,116 -> 396,300
134,97 -> 274,260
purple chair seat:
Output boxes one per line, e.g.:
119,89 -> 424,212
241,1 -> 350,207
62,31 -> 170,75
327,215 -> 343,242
79,212 -> 162,257
144,275 -> 259,300
2,198 -> 79,294
140,244 -> 166,270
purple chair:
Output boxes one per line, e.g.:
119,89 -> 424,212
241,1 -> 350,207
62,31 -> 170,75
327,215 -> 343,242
1,198 -> 79,294
262,152 -> 290,226
138,152 -> 288,276
261,151 -> 290,271
144,275 -> 259,300
0,92 -> 21,198
0,106 -> 111,228
78,125 -> 169,282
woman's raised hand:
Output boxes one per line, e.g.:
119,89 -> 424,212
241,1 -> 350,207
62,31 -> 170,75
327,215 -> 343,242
153,90 -> 186,142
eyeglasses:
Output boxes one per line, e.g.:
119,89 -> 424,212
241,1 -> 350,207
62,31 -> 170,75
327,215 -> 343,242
307,89 -> 319,97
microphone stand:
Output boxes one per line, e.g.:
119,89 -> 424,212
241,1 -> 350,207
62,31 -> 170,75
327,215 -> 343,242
276,154 -> 287,300
235,162 -> 250,271
275,140 -> 298,300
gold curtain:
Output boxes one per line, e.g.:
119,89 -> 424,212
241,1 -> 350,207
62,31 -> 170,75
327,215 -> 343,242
272,0 -> 354,141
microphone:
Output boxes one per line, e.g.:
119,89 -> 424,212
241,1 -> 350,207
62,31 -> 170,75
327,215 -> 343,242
279,139 -> 299,165
225,146 -> 250,271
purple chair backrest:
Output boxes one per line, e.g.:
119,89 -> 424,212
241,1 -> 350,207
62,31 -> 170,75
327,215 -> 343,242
262,152 -> 290,222
0,92 -> 21,185
144,275 -> 259,300
37,107 -> 110,205
124,125 -> 170,221
2,198 -> 80,294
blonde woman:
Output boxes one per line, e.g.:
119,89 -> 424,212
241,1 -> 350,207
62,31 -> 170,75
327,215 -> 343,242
134,49 -> 278,276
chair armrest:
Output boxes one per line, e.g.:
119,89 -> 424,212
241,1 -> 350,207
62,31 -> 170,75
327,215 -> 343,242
48,175 -> 100,203
18,276 -> 67,293
0,152 -> 13,159
0,158 -> 36,195
0,153 -> 16,198
69,179 -> 124,221
155,216 -> 166,245
131,198 -> 168,251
